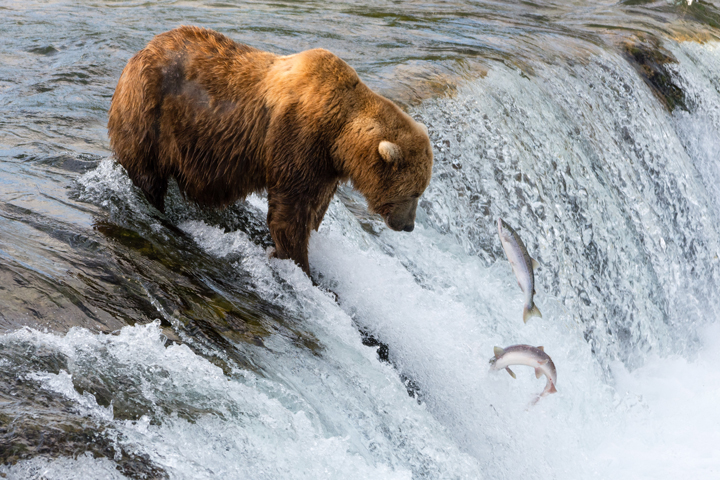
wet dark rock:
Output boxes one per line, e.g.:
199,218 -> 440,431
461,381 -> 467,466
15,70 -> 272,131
359,329 -> 423,402
620,34 -> 687,112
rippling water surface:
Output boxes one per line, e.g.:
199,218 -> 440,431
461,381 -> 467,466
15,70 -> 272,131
2,1 -> 720,479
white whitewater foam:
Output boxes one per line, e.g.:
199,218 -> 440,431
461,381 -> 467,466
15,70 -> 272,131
0,453 -> 130,480
598,323 -> 720,478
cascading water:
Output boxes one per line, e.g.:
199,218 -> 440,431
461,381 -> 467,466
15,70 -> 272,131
418,42 -> 720,369
2,1 -> 720,479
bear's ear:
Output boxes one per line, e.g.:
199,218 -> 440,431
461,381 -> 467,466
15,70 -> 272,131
378,141 -> 402,163
418,123 -> 429,135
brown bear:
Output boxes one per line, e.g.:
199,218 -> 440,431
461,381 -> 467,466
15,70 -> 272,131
108,26 -> 433,274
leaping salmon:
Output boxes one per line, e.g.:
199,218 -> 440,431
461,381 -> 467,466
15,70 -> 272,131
489,344 -> 557,400
497,218 -> 542,323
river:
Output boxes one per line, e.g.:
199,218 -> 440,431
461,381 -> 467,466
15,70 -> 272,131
1,1 -> 720,478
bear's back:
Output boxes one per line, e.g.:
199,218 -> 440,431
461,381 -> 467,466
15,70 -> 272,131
109,26 -> 396,210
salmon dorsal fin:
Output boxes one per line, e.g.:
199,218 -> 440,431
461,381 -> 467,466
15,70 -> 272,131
493,346 -> 505,358
537,346 -> 544,351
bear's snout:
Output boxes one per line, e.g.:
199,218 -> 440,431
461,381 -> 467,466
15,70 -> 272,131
384,198 -> 418,233
385,218 -> 414,232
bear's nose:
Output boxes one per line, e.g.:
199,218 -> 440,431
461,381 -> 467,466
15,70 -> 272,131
403,223 -> 415,232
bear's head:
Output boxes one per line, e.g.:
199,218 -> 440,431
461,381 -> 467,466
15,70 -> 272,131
335,99 -> 433,233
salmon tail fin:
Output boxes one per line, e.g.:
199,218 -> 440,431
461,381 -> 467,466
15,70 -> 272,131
523,304 -> 542,323
506,367 -> 516,379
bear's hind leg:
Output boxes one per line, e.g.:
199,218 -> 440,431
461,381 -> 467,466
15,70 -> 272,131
141,174 -> 169,213
126,165 -> 169,213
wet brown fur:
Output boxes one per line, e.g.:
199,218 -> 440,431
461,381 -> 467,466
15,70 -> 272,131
108,26 -> 433,274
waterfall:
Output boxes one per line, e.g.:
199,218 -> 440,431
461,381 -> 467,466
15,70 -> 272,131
2,31 -> 719,480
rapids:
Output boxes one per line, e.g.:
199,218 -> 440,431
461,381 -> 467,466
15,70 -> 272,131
1,1 -> 720,478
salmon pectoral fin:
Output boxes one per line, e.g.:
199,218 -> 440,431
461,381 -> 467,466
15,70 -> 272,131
506,367 -> 516,379
531,258 -> 540,270
535,368 -> 543,379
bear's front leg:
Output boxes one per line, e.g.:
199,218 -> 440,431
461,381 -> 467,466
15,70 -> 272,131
266,189 -> 313,275
311,182 -> 338,232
